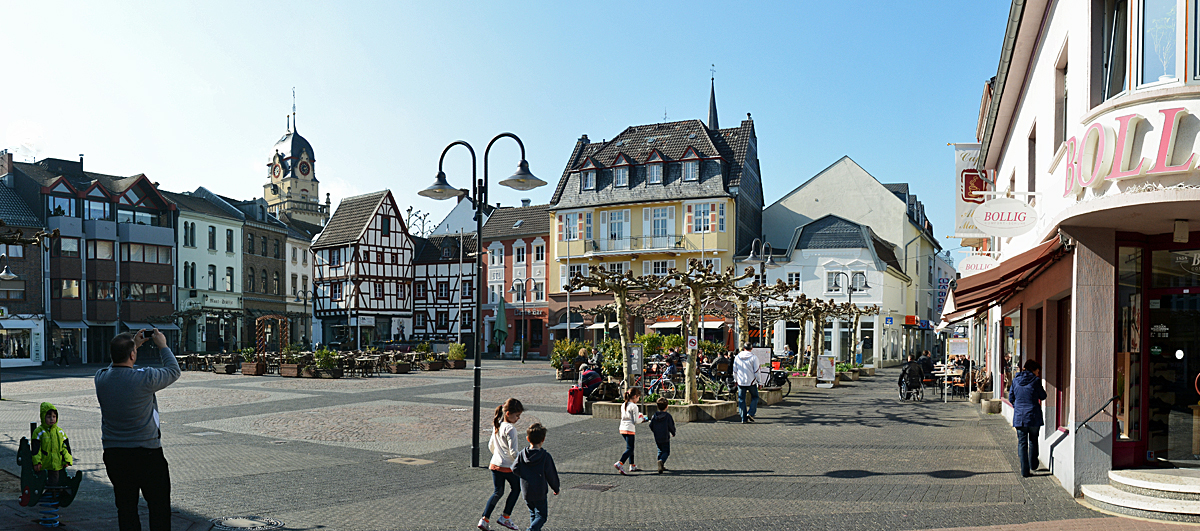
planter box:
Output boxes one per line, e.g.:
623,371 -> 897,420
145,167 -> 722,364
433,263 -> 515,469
315,368 -> 343,379
280,363 -> 303,377
555,368 -> 576,381
420,361 -> 443,371
214,363 -> 238,375
388,362 -> 411,374
759,387 -> 783,405
446,359 -> 467,369
241,362 -> 267,376
837,371 -> 859,381
790,376 -> 817,388
860,367 -> 876,377
590,400 -> 737,422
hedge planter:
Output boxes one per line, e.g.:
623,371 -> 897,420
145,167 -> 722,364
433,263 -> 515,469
590,400 -> 737,422
759,387 -> 783,405
790,376 -> 817,388
241,362 -> 267,376
315,368 -> 343,379
388,362 -> 411,374
837,371 -> 859,381
447,360 -> 467,369
214,363 -> 238,375
279,363 -> 303,377
420,361 -> 443,371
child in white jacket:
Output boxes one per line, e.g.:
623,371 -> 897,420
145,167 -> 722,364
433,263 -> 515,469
479,398 -> 524,531
615,387 -> 647,474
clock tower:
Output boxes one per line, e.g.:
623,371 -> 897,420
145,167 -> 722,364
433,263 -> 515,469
263,118 -> 330,226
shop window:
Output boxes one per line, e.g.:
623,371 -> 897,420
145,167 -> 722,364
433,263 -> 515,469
1116,246 -> 1143,441
0,329 -> 32,358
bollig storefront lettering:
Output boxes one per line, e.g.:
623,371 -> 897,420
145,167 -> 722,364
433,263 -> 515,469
981,211 -> 1028,223
1054,107 -> 1196,198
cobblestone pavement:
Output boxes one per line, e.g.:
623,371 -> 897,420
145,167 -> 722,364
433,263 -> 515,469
0,362 -> 1193,530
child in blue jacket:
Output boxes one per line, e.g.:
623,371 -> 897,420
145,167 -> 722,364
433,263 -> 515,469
514,423 -> 559,531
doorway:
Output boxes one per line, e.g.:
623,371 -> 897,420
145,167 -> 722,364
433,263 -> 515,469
1147,292 -> 1200,463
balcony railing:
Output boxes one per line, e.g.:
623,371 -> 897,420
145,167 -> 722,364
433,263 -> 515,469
584,235 -> 694,254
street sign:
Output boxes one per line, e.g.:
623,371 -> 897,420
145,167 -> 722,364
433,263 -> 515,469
687,336 -> 698,349
885,317 -> 893,325
627,343 -> 643,376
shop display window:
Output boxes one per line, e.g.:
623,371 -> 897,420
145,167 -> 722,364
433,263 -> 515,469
1117,246 -> 1144,441
0,329 -> 31,359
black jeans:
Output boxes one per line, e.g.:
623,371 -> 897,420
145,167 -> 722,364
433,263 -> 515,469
482,469 -> 520,519
1016,426 -> 1040,476
103,447 -> 171,531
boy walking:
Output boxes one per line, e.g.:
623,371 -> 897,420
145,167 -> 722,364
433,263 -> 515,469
514,423 -> 559,531
32,402 -> 72,487
649,397 -> 675,474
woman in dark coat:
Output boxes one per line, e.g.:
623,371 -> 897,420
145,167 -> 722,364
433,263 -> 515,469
1009,359 -> 1047,477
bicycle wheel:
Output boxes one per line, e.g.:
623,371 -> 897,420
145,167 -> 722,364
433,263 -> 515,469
658,379 -> 676,400
779,377 -> 791,399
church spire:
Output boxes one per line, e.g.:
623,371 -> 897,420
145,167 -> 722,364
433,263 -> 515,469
707,65 -> 719,130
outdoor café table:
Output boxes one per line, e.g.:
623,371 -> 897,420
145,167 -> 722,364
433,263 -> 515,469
940,369 -> 964,403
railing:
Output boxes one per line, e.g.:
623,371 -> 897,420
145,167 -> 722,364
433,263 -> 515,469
584,234 -> 695,253
1048,395 -> 1116,474
1078,395 -> 1118,432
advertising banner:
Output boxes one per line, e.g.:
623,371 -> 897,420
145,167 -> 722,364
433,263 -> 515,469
954,143 -> 988,239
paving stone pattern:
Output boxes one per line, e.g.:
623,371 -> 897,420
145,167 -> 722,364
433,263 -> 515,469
0,362 -> 1194,530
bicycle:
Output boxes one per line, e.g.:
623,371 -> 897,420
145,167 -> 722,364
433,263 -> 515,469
763,367 -> 792,399
697,369 -> 735,401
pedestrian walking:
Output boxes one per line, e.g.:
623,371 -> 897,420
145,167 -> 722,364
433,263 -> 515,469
513,423 -> 559,531
478,398 -> 524,531
1009,359 -> 1047,477
733,343 -> 761,423
649,397 -> 675,474
94,329 -> 181,531
614,387 -> 647,474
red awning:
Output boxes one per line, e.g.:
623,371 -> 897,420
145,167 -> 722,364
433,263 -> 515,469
943,236 -> 1067,324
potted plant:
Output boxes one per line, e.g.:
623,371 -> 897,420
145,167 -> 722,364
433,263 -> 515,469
447,343 -> 467,369
415,343 -> 442,370
551,339 -> 585,380
313,347 -> 343,378
280,343 -> 304,377
387,352 -> 411,374
241,347 -> 267,376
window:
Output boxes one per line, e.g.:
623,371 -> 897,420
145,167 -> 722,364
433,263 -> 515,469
208,226 -> 217,250
247,268 -> 256,292
51,279 -> 80,299
534,281 -> 544,301
4,244 -> 20,258
53,237 -> 80,258
48,196 -> 76,217
516,247 -> 526,263
1141,0 -> 1176,85
261,270 -> 268,293
302,275 -> 308,293
563,213 -> 579,241
1027,126 -> 1037,205
585,212 -> 592,240
702,257 -> 721,271
442,246 -> 454,259
226,229 -> 234,252
261,237 -> 267,257
693,203 -> 711,233
787,272 -> 802,286
226,267 -> 234,292
647,163 -> 663,184
303,250 -> 307,265
461,279 -> 473,299
614,166 -> 628,187
273,272 -> 280,295
608,210 -> 627,242
273,239 -> 280,259
374,282 -> 383,299
329,249 -> 342,266
683,160 -> 699,181
119,283 -> 171,302
534,245 -> 545,262
437,311 -> 449,329
292,247 -> 298,263
607,262 -> 627,275
514,285 -> 526,302
461,312 -> 473,328
208,265 -> 216,290
826,272 -> 842,292
87,280 -> 114,300
491,248 -> 504,266
437,281 -> 450,299
116,210 -> 159,226
852,272 -> 868,290
381,216 -> 390,236
87,240 -> 114,260
246,234 -> 255,254
415,282 -> 427,299
330,282 -> 342,300
396,282 -> 403,299
183,263 -> 191,287
718,204 -> 725,232
582,170 -> 596,190
120,244 -> 171,264
85,200 -> 109,220
651,260 -> 670,275
292,274 -> 298,295
415,313 -> 426,328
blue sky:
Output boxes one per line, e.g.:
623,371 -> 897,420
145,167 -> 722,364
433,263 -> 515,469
4,1 -> 1010,254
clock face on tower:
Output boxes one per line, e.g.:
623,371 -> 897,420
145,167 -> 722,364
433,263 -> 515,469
272,164 -> 282,178
298,161 -> 311,176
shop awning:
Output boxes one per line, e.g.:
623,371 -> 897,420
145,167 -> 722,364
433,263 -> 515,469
85,320 -> 116,327
548,323 -> 585,330
697,321 -> 725,329
585,322 -> 618,330
122,322 -> 181,331
52,321 -> 89,329
943,236 -> 1067,324
648,321 -> 682,329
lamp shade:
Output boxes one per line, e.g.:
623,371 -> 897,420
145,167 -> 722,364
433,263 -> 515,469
0,266 -> 16,281
418,171 -> 466,200
498,160 -> 547,191
764,255 -> 781,269
744,250 -> 763,265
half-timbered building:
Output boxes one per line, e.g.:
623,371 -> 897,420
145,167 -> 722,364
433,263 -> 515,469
410,233 -> 477,349
311,190 -> 413,349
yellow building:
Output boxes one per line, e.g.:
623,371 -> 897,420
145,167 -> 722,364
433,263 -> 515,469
547,100 -> 763,343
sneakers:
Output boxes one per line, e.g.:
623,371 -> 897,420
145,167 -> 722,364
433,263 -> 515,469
614,462 -> 627,475
747,416 -> 756,422
495,515 -> 520,531
657,460 -> 664,474
477,517 -> 491,531
628,464 -> 642,472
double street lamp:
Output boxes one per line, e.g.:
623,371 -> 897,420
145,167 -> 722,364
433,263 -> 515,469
294,288 -> 315,348
508,277 -> 536,364
830,270 -> 871,363
418,133 -> 546,468
744,239 -> 780,348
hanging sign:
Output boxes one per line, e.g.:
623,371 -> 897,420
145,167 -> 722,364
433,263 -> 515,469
973,197 -> 1038,237
954,143 -> 988,239
959,255 -> 1000,277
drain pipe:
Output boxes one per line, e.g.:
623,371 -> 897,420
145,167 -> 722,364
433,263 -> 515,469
902,234 -> 921,359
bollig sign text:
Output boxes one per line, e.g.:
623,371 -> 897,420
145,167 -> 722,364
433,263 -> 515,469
972,197 -> 1038,237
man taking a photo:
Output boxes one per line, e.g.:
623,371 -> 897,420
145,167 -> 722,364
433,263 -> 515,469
95,329 -> 181,530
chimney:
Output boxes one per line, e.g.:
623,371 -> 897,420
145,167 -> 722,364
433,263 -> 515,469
79,154 -> 84,172
521,199 -> 531,207
579,134 -> 589,144
0,150 -> 11,176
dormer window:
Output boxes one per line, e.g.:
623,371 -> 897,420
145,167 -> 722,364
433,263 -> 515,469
614,167 -> 628,187
683,161 -> 699,182
582,170 -> 596,190
648,164 -> 663,184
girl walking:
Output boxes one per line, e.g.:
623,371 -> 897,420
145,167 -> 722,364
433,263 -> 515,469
479,398 -> 524,531
614,387 -> 647,474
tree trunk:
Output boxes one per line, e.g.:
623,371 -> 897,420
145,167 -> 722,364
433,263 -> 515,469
615,289 -> 632,385
685,288 -> 702,404
734,297 -> 750,349
807,312 -> 825,376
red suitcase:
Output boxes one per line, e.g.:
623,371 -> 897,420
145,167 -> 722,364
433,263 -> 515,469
567,386 -> 584,414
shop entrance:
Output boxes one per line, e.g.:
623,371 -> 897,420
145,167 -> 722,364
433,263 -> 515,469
1147,292 -> 1200,464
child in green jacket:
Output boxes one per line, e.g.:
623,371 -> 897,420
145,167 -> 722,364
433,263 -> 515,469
33,402 -> 72,486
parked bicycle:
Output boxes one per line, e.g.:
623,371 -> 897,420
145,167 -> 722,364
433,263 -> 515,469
762,365 -> 792,398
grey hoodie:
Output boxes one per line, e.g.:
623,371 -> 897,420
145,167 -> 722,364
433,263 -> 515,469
514,447 -> 560,502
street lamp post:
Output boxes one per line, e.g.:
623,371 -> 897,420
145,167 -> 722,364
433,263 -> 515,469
419,133 -> 545,468
0,253 -> 17,400
830,270 -> 870,363
743,239 -> 780,348
508,277 -> 535,363
295,288 -> 314,348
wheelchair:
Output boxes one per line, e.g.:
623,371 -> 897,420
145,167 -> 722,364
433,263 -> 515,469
898,377 -> 924,401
